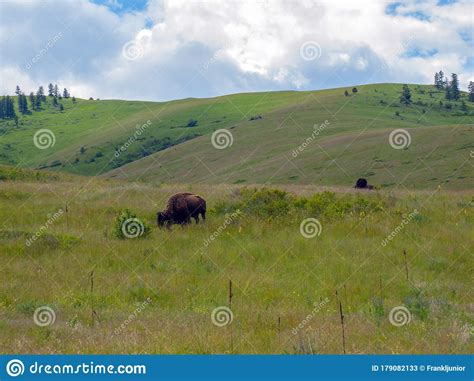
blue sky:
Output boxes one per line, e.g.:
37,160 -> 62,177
0,0 -> 472,101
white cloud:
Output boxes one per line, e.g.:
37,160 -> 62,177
0,0 -> 472,100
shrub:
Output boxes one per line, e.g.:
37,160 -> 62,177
240,188 -> 294,218
187,119 -> 198,127
114,209 -> 151,239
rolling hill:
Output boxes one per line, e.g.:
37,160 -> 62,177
1,83 -> 473,189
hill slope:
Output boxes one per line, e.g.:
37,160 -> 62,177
106,84 -> 474,190
1,83 -> 473,189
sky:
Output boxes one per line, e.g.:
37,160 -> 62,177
0,0 -> 472,101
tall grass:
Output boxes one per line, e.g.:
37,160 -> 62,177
0,176 -> 472,354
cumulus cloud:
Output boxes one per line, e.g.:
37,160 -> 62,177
0,0 -> 472,100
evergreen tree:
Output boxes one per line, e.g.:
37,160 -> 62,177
400,84 -> 412,105
29,92 -> 36,111
436,71 -> 445,89
448,73 -> 460,101
15,85 -> 21,96
0,97 -> 5,119
468,81 -> 474,102
63,88 -> 70,98
59,104 -> 64,112
52,96 -> 58,106
18,94 -> 28,114
53,84 -> 59,98
48,83 -> 54,97
17,93 -> 23,112
5,96 -> 16,118
344,90 -> 349,96
434,72 -> 440,88
37,86 -> 45,101
35,94 -> 42,110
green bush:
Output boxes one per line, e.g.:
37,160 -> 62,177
212,187 -> 385,221
240,188 -> 295,218
114,209 -> 151,239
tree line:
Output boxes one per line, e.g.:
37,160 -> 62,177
433,71 -> 473,102
0,84 -> 75,120
398,72 -> 473,106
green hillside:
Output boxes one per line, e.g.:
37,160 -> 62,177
1,84 -> 473,189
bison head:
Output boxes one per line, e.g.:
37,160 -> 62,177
157,211 -> 171,227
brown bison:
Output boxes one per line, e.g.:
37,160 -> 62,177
354,178 -> 374,190
157,193 -> 206,228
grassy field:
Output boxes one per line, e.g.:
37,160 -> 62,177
0,167 -> 472,354
1,84 -> 473,190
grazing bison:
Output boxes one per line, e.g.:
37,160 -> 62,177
354,178 -> 374,190
157,193 -> 206,228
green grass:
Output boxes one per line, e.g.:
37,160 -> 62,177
1,84 -> 473,190
0,169 -> 472,354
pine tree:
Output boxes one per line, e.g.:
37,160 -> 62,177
19,94 -> 29,114
344,90 -> 349,96
52,96 -> 58,106
400,84 -> 412,105
468,81 -> 474,102
22,94 -> 26,114
0,97 -> 5,119
17,93 -> 23,113
437,71 -> 445,89
29,92 -> 36,111
63,88 -> 70,98
434,72 -> 439,88
5,96 -> 16,118
53,84 -> 59,98
35,94 -> 42,110
48,83 -> 54,97
15,85 -> 21,96
449,73 -> 460,101
37,86 -> 45,101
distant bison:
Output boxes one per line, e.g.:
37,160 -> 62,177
157,193 -> 206,228
354,178 -> 374,190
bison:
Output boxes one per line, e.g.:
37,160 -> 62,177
157,192 -> 206,228
354,178 -> 374,190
